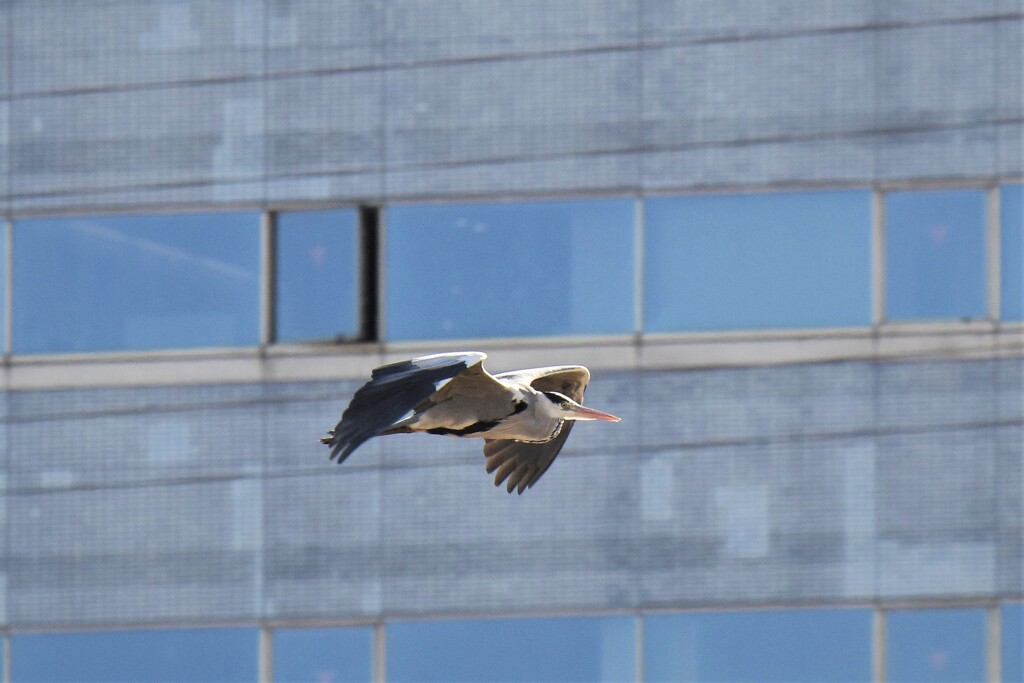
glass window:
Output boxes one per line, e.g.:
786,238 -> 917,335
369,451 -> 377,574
886,608 -> 986,682
885,189 -> 987,321
1001,185 -> 1023,321
644,608 -> 872,682
13,212 -> 260,353
386,199 -> 634,340
644,191 -> 872,332
273,627 -> 373,683
387,616 -> 634,682
1003,603 -> 1022,683
11,628 -> 258,682
276,209 -> 360,342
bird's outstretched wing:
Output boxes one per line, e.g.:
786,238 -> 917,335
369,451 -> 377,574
482,366 -> 591,494
323,351 -> 487,464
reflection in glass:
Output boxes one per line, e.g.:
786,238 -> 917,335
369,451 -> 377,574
388,616 -> 635,682
386,199 -> 634,340
11,628 -> 258,682
645,191 -> 872,331
1001,185 -> 1023,321
885,189 -> 987,321
644,608 -> 872,682
276,209 -> 360,342
13,212 -> 260,353
274,627 -> 373,683
887,608 -> 986,682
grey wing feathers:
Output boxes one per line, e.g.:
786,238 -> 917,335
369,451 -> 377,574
323,352 -> 486,464
483,424 -> 575,494
482,365 -> 591,493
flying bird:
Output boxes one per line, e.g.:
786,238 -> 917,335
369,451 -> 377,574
321,351 -> 620,493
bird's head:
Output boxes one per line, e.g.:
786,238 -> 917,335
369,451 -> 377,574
541,391 -> 620,422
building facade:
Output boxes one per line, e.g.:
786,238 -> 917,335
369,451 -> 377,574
0,1 -> 1022,681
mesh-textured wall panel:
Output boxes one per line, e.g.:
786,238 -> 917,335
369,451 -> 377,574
1,1 -> 1020,212
1,357 -> 1021,628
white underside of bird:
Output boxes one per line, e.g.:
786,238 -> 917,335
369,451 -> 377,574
321,351 -> 620,493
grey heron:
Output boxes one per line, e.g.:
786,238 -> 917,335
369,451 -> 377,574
321,351 -> 620,493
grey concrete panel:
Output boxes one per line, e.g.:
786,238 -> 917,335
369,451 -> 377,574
266,0 -> 383,73
641,0 -> 873,39
385,0 -> 638,62
384,52 -> 642,169
265,72 -> 384,202
2,357 -> 1019,627
9,81 -> 265,209
10,0 -> 264,94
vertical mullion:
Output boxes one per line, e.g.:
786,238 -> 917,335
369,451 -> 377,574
374,206 -> 386,343
987,186 -> 1001,323
259,625 -> 273,683
987,605 -> 1001,683
373,622 -> 387,683
261,211 -> 277,346
359,206 -> 380,343
873,608 -> 886,683
3,632 -> 10,683
634,613 -> 644,683
872,190 -> 886,326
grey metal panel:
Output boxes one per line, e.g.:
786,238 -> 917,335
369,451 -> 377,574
643,32 -> 876,142
383,51 -> 642,194
0,2 -> 1019,210
9,0 -> 264,95
8,483 -> 261,626
3,357 -> 1019,627
641,0 -> 873,39
384,153 -> 642,200
996,18 -> 1023,121
875,24 -> 998,129
384,0 -> 638,61
9,81 -> 265,212
264,72 -> 384,203
266,0 -> 383,73
875,0 -> 1002,23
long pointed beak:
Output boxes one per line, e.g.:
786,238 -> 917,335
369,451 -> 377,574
569,405 -> 621,422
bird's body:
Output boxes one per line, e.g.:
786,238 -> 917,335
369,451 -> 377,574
321,351 -> 619,493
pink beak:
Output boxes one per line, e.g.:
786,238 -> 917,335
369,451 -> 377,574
569,405 -> 621,422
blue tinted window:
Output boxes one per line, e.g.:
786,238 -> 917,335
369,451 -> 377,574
386,199 -> 634,340
12,628 -> 258,682
1004,604 -> 1023,682
276,209 -> 360,341
644,191 -> 872,331
887,608 -> 986,682
388,616 -> 634,682
885,189 -> 987,321
13,212 -> 260,353
1002,185 -> 1023,321
274,627 -> 372,683
644,608 -> 872,682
